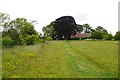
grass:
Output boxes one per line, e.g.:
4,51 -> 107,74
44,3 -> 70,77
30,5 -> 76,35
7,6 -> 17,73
2,40 -> 118,78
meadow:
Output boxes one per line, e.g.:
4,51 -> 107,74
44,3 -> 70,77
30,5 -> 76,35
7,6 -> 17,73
2,40 -> 118,78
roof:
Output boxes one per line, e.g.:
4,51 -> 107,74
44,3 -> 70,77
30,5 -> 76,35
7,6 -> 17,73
71,33 -> 91,38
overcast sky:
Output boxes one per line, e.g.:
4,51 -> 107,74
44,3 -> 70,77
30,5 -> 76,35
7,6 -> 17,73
0,0 -> 119,35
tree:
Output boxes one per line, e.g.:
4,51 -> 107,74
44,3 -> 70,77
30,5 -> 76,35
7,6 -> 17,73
95,26 -> 108,35
104,33 -> 113,40
82,24 -> 94,33
53,16 -> 77,40
42,21 -> 56,39
2,18 -> 30,45
91,26 -> 108,40
1,15 -> 39,45
2,28 -> 20,44
19,22 -> 39,45
12,18 -> 27,31
76,24 -> 83,33
0,12 -> 10,27
91,31 -> 103,39
114,31 -> 120,40
1,16 -> 23,45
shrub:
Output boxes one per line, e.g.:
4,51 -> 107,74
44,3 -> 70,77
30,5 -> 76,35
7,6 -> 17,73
114,31 -> 120,40
40,38 -> 46,43
104,34 -> 113,40
23,35 -> 39,45
91,31 -> 103,40
2,36 -> 14,47
25,35 -> 35,45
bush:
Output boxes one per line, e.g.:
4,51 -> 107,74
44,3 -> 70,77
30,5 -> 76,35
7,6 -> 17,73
2,29 -> 21,45
25,35 -> 35,45
45,36 -> 52,41
104,34 -> 113,40
40,38 -> 46,43
114,32 -> 120,40
22,34 -> 39,45
91,31 -> 103,40
2,36 -> 14,47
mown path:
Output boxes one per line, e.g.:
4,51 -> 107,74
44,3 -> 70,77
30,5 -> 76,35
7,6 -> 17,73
62,41 -> 118,78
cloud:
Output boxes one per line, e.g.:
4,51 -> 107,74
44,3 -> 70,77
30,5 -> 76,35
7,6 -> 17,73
74,13 -> 89,24
0,0 -> 119,35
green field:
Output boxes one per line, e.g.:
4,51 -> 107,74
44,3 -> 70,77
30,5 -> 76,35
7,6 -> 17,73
2,41 -> 118,78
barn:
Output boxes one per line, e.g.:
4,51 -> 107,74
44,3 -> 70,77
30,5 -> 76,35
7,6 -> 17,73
71,33 -> 91,39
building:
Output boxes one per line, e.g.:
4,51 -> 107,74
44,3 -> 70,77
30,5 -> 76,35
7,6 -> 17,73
71,33 -> 91,39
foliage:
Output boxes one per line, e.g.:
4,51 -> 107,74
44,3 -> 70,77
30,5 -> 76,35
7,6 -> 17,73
53,16 -> 77,40
0,12 -> 10,26
42,16 -> 77,40
42,21 -> 56,39
20,22 -> 37,36
2,36 -> 14,47
114,31 -> 120,40
95,26 -> 108,34
91,31 -> 103,39
104,34 -> 113,40
82,24 -> 94,33
2,29 -> 20,45
24,35 -> 39,45
91,26 -> 108,40
19,22 -> 39,45
76,24 -> 83,33
1,13 -> 39,46
42,16 -> 78,40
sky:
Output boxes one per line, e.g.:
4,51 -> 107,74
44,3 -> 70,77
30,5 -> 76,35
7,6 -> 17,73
0,0 -> 119,35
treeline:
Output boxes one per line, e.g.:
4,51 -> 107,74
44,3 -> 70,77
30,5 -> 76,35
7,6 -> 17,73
0,12 -> 51,48
43,16 -> 120,40
0,13 -> 120,47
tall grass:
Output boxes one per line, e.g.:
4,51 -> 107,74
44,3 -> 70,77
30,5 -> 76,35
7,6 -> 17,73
2,41 -> 118,78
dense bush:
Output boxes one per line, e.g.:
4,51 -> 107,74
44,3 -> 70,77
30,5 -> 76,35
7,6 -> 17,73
114,31 -> 120,40
25,35 -> 35,45
91,31 -> 103,40
20,34 -> 39,45
2,29 -> 21,45
2,36 -> 14,47
104,34 -> 113,40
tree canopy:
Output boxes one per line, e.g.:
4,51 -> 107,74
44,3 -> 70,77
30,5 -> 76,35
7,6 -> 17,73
114,31 -> 120,40
91,26 -> 109,40
0,12 -> 10,27
43,16 -> 77,40
1,13 -> 39,47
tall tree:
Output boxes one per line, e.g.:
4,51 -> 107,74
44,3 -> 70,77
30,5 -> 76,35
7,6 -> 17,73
42,21 -> 56,39
19,21 -> 38,45
95,26 -> 108,34
82,24 -> 94,33
0,12 -> 10,27
76,24 -> 83,33
2,16 -> 38,45
2,18 -> 28,44
53,16 -> 77,40
91,26 -> 108,40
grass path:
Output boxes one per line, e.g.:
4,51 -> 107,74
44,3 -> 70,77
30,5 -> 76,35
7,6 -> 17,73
2,41 -> 118,78
63,41 -> 118,78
